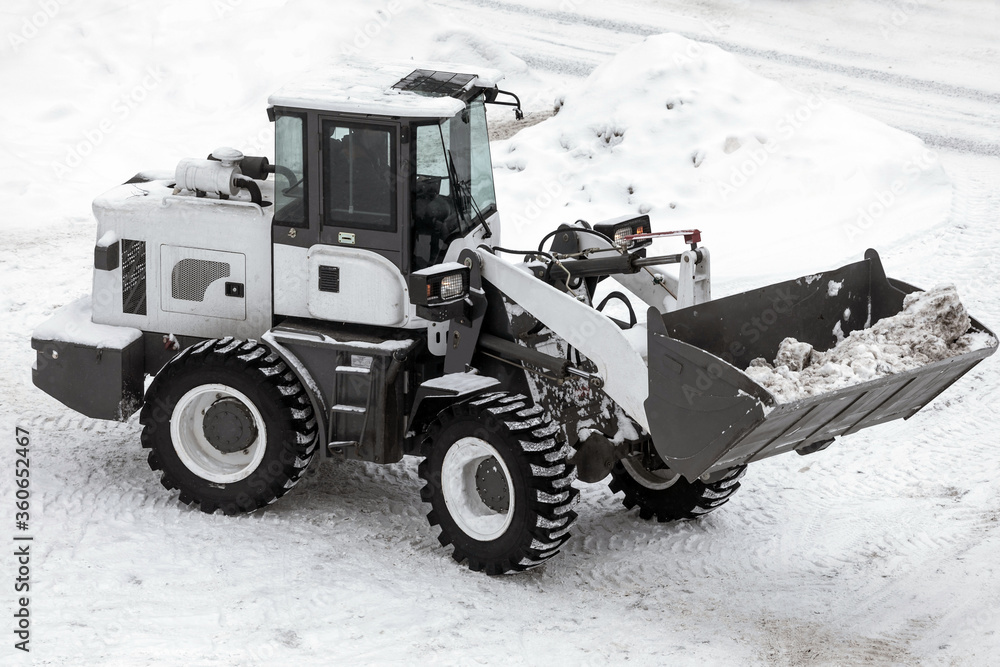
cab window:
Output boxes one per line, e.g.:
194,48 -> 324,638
468,96 -> 496,214
413,123 -> 459,269
273,113 -> 307,227
322,121 -> 396,232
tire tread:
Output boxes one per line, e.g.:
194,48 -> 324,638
418,392 -> 578,574
609,460 -> 747,523
139,338 -> 318,516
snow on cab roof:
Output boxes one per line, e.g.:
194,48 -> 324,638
268,62 -> 504,118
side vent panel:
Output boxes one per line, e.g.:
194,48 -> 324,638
172,259 -> 231,302
159,245 -> 246,321
318,265 -> 340,293
121,239 -> 147,316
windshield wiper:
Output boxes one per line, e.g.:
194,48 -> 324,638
437,123 -> 493,239
462,179 -> 492,239
444,146 -> 492,239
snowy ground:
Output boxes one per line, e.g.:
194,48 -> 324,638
1,0 -> 999,664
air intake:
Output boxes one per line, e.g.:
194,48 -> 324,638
171,259 -> 231,302
318,265 -> 340,293
121,239 -> 146,315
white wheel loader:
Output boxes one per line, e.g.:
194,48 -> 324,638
32,64 -> 997,574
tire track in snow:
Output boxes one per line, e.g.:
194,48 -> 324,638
443,0 -> 1000,156
909,132 -> 1000,158
792,152 -> 1000,650
452,0 -> 1000,105
5,6 -> 998,662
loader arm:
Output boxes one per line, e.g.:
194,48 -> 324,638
545,224 -> 711,312
594,245 -> 710,313
477,251 -> 651,431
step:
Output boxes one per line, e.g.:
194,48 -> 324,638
330,404 -> 367,414
336,365 -> 371,375
327,440 -> 358,453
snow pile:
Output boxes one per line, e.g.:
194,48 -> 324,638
493,34 -> 951,279
745,285 -> 995,402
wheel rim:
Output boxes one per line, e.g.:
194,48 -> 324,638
170,384 -> 267,484
441,437 -> 515,541
621,455 -> 681,490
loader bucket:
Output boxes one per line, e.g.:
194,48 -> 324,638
644,249 -> 997,480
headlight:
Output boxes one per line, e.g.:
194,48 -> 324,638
595,214 -> 651,248
409,263 -> 472,322
437,273 -> 466,301
613,225 -> 646,244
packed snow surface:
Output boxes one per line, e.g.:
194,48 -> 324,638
745,285 -> 996,402
2,1 -> 999,664
494,33 -> 950,278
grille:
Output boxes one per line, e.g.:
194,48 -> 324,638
171,259 -> 231,302
121,239 -> 146,316
318,265 -> 340,293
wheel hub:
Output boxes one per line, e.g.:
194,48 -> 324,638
475,456 -> 510,513
621,455 -> 682,490
170,383 -> 267,484
202,397 -> 258,454
440,437 -> 516,542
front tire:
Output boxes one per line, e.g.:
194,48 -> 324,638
418,392 -> 578,574
609,456 -> 746,522
140,338 -> 318,515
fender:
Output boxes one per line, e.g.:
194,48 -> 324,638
260,330 -> 329,446
406,373 -> 502,443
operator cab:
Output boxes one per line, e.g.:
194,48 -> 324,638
267,64 -> 512,280
266,64 -> 515,329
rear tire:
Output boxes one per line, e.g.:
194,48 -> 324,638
609,457 -> 746,522
140,338 -> 318,515
418,392 -> 578,574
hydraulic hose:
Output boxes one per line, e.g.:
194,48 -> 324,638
234,176 -> 262,205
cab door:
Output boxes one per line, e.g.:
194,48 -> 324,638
305,118 -> 412,327
318,118 -> 405,267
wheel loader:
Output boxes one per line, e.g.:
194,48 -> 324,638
31,64 -> 997,574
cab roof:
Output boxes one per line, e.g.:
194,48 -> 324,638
268,62 -> 503,118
